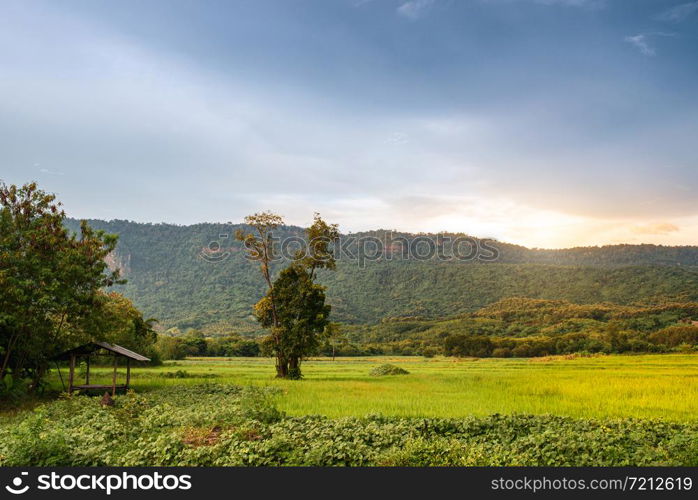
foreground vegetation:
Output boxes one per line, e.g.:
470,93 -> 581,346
2,384 -> 697,467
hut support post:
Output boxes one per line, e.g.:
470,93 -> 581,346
55,361 -> 66,392
112,354 -> 117,396
85,356 -> 90,385
68,354 -> 75,394
126,358 -> 131,389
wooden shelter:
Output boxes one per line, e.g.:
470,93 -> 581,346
54,342 -> 150,395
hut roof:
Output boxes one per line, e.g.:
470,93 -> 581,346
54,341 -> 151,362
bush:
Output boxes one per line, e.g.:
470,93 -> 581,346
491,347 -> 512,358
369,364 -> 409,376
649,325 -> 698,347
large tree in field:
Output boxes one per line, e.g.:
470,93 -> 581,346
236,212 -> 287,376
238,212 -> 338,379
285,213 -> 339,377
255,265 -> 330,378
0,182 -> 121,394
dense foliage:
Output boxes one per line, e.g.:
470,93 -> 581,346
1,384 -> 695,466
0,184 -> 120,396
0,184 -> 158,398
254,265 -> 331,377
156,331 -> 260,360
62,219 -> 698,334
151,299 -> 698,359
91,292 -> 159,362
341,298 -> 698,357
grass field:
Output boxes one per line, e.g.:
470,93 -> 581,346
45,353 -> 698,422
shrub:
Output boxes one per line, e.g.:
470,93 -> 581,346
491,347 -> 512,358
649,325 -> 698,347
369,364 -> 409,376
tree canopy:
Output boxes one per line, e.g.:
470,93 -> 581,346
0,182 -> 155,397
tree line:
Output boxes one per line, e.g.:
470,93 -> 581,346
338,298 -> 698,357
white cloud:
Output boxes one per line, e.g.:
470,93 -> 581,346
624,34 -> 655,56
624,32 -> 676,57
397,0 -> 434,20
657,2 -> 698,22
385,132 -> 409,145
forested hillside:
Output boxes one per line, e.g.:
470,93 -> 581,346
65,219 -> 698,334
340,298 -> 698,357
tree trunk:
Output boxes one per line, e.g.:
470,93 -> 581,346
0,332 -> 19,383
275,354 -> 288,378
29,364 -> 47,394
288,356 -> 301,379
112,355 -> 117,396
68,354 -> 75,394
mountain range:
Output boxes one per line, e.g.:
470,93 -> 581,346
64,219 -> 698,335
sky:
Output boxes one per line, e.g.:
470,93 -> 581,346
1,0 -> 697,248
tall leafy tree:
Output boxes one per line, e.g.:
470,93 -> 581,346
0,182 -> 121,393
286,213 -> 339,376
240,212 -> 338,378
236,212 -> 287,376
255,264 -> 330,378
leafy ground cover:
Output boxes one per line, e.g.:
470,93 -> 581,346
1,384 -> 696,467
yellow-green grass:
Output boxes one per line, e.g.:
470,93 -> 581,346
43,353 -> 698,422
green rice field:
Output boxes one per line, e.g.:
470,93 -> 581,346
47,353 -> 698,422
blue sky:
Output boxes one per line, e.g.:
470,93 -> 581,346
1,0 -> 697,247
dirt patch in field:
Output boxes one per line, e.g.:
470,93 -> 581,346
182,426 -> 223,447
182,425 -> 265,447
